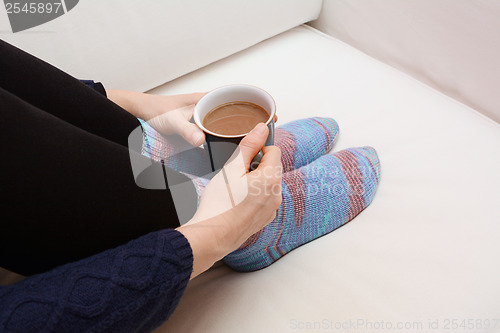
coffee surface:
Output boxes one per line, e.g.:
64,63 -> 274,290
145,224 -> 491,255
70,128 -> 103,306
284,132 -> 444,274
203,102 -> 269,135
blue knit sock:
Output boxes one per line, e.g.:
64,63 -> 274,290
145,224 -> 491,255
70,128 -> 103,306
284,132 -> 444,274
223,147 -> 381,272
275,117 -> 339,172
139,119 -> 212,177
139,117 -> 339,177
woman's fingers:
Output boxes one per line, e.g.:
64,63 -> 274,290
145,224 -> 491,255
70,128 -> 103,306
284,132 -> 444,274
151,104 -> 205,146
179,104 -> 205,145
182,122 -> 206,146
259,145 -> 281,169
178,92 -> 207,106
171,104 -> 205,145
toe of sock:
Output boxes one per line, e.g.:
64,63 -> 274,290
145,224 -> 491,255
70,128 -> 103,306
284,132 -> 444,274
358,146 -> 381,184
279,117 -> 339,150
276,117 -> 340,171
346,146 -> 381,206
310,117 -> 340,151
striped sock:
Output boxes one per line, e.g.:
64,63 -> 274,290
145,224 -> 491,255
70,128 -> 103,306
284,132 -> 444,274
139,119 -> 212,177
223,146 -> 381,272
275,117 -> 339,172
139,117 -> 339,177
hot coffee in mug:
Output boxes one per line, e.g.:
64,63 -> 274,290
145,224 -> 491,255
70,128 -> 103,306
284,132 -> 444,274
202,102 -> 269,136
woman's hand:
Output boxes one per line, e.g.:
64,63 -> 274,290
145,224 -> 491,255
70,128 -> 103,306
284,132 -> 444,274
109,89 -> 282,278
177,123 -> 282,279
107,90 -> 207,146
107,89 -> 277,147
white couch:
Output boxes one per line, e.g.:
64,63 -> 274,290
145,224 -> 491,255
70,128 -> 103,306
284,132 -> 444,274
2,1 -> 499,332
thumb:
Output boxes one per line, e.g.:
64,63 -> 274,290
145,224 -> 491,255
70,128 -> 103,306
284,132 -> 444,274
233,123 -> 268,171
180,122 -> 206,146
156,105 -> 205,146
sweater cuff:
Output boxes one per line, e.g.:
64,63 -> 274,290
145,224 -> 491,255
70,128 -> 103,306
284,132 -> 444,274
93,82 -> 106,97
79,80 -> 107,97
166,228 -> 194,271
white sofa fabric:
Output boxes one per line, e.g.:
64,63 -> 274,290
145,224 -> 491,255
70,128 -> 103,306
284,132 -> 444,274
148,25 -> 500,332
0,0 -> 322,92
1,1 -> 500,332
310,0 -> 500,123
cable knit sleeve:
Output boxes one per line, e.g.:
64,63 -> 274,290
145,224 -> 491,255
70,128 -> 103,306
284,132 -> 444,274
0,229 -> 193,333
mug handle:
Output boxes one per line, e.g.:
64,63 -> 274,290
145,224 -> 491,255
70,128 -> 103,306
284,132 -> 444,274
249,150 -> 263,171
249,120 -> 275,171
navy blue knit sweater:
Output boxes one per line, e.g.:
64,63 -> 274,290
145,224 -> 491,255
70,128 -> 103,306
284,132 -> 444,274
0,229 -> 193,332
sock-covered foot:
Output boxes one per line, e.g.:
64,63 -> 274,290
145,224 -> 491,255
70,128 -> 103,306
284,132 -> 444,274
223,146 -> 381,272
140,117 -> 339,177
139,119 -> 211,211
139,119 -> 212,177
275,117 -> 339,172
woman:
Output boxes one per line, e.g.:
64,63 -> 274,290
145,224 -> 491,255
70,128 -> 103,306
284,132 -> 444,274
0,39 -> 380,332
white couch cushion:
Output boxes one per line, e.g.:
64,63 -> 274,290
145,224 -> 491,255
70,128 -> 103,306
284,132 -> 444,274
149,25 -> 500,332
0,0 -> 322,92
309,0 -> 500,123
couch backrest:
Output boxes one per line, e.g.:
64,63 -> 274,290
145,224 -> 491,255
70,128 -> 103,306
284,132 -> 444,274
0,0 -> 321,92
310,0 -> 500,123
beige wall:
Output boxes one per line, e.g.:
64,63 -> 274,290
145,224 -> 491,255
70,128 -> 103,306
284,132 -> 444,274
310,0 -> 500,123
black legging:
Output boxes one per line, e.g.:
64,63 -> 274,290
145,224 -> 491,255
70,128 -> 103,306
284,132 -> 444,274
0,40 -> 196,276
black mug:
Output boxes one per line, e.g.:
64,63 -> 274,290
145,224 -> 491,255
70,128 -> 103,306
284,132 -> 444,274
194,84 -> 276,172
